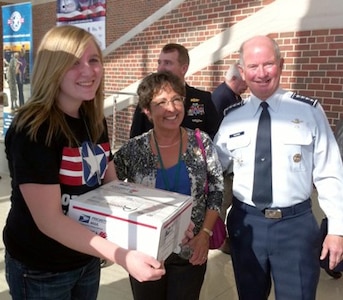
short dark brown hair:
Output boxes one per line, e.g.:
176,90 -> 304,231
161,43 -> 190,66
137,71 -> 186,110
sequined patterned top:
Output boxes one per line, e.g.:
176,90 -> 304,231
113,128 -> 224,234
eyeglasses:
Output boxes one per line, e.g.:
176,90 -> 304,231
151,96 -> 185,108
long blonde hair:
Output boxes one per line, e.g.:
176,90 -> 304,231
12,25 -> 105,146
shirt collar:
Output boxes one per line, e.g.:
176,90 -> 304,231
250,88 -> 286,116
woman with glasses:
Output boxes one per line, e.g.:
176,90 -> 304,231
114,71 -> 224,300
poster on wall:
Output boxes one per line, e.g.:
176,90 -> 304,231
2,2 -> 32,136
56,0 -> 106,50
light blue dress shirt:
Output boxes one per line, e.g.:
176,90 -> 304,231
214,88 -> 343,235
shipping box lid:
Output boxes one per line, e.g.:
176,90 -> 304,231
71,180 -> 193,226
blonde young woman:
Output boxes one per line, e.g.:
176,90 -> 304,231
114,71 -> 224,300
3,25 -> 167,300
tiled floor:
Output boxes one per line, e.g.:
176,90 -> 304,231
0,173 -> 342,300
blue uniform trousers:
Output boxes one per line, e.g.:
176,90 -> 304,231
227,198 -> 321,300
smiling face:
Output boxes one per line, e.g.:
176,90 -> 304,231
239,36 -> 284,100
58,41 -> 103,115
143,83 -> 185,132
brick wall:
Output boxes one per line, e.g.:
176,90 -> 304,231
104,0 -> 270,144
1,0 -> 342,146
106,0 -> 169,43
32,2 -> 57,53
273,30 -> 343,123
103,0 -> 343,144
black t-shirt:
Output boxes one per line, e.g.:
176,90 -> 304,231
3,114 -> 113,271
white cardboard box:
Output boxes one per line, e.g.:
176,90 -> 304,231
68,180 -> 193,261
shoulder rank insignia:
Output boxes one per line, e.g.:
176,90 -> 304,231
223,101 -> 245,116
290,92 -> 318,107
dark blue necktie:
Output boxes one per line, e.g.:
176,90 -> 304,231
252,102 -> 272,210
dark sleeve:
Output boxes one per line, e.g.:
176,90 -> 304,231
129,105 -> 153,138
204,92 -> 220,140
5,126 -> 61,185
211,84 -> 238,124
212,87 -> 226,122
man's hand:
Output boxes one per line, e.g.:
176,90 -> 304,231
320,234 -> 343,270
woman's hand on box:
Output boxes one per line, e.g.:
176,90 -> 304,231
181,221 -> 195,244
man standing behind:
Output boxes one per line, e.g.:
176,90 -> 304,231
212,62 -> 247,122
212,63 -> 247,254
214,35 -> 343,300
130,43 -> 220,139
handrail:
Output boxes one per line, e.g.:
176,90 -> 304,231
103,91 -> 138,150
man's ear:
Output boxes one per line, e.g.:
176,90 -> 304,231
238,64 -> 245,81
181,64 -> 189,77
279,58 -> 284,70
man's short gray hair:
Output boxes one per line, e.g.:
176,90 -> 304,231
225,63 -> 242,80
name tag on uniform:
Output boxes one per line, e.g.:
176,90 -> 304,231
229,131 -> 244,138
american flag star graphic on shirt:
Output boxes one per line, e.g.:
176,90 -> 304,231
59,141 -> 110,186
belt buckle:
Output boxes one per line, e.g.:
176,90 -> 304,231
264,209 -> 282,219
